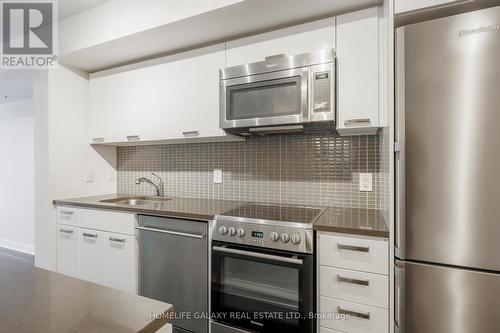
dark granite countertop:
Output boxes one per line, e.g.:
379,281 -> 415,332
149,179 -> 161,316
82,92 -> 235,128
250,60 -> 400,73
314,207 -> 389,238
0,253 -> 173,333
53,194 -> 246,221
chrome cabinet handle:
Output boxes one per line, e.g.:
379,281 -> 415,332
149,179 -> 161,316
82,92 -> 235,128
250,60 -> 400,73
59,229 -> 74,234
344,118 -> 371,126
82,232 -> 98,238
337,243 -> 370,253
212,246 -> 303,265
109,237 -> 126,243
59,210 -> 74,215
126,135 -> 141,141
135,226 -> 204,239
338,306 -> 370,320
337,275 -> 370,286
182,130 -> 199,137
92,137 -> 105,143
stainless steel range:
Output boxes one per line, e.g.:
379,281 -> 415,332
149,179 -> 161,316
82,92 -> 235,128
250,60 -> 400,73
211,203 -> 324,333
212,203 -> 323,253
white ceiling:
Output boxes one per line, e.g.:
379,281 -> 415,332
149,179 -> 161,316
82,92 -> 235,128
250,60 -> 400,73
0,71 -> 34,104
59,0 -> 110,19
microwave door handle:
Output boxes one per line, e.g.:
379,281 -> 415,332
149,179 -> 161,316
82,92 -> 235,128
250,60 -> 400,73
212,246 -> 303,265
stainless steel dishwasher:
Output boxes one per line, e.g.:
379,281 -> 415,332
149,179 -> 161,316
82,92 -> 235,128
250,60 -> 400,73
137,215 -> 208,333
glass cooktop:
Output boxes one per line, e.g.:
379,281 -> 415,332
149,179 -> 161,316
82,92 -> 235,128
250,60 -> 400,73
221,203 -> 324,224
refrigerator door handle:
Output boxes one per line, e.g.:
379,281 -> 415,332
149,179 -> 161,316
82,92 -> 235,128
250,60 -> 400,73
395,27 -> 406,260
395,260 -> 406,333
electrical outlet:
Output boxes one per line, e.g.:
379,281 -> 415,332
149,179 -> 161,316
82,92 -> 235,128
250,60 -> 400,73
359,173 -> 372,192
213,169 -> 223,184
86,170 -> 95,183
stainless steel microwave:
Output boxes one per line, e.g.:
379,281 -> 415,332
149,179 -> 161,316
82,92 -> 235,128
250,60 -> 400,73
219,50 -> 335,135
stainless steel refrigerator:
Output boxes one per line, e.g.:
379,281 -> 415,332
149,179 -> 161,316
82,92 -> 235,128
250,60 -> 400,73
395,6 -> 500,333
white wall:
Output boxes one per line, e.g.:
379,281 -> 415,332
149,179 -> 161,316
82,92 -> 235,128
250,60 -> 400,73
34,65 -> 116,270
0,99 -> 34,254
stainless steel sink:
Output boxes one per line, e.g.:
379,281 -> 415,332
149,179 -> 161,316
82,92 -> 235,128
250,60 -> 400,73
100,196 -> 172,206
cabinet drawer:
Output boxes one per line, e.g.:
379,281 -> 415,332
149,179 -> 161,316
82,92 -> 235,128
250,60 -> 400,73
319,234 -> 388,275
57,206 -> 80,226
320,266 -> 388,309
80,208 -> 136,235
320,296 -> 388,333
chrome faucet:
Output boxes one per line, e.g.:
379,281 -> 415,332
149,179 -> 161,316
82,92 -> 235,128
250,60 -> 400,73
135,173 -> 163,196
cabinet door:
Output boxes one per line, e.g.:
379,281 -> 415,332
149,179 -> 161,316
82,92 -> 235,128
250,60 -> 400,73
336,7 -> 380,135
56,225 -> 79,278
104,232 -> 137,294
79,228 -> 106,285
109,63 -> 164,142
226,18 -> 335,67
163,44 -> 226,140
88,75 -> 111,143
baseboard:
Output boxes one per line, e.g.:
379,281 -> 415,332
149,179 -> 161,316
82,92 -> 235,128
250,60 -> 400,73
0,238 -> 34,256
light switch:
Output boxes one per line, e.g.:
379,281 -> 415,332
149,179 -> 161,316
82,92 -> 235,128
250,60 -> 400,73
359,173 -> 373,192
86,170 -> 95,183
213,169 -> 222,184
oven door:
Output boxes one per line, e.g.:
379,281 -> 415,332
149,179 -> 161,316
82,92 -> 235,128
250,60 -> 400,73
219,68 -> 309,130
211,242 -> 314,333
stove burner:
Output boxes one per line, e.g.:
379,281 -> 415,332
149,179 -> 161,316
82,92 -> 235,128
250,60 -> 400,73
222,203 -> 323,224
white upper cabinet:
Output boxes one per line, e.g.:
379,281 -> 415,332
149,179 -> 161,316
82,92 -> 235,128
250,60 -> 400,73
163,44 -> 227,140
226,17 -> 335,67
336,7 -> 380,135
108,61 -> 164,143
88,75 -> 111,143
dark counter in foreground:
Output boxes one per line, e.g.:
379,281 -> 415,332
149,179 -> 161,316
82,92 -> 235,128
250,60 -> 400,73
314,207 -> 389,238
0,253 -> 172,333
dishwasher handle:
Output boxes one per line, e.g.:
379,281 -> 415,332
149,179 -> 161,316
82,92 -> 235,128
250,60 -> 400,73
135,226 -> 205,239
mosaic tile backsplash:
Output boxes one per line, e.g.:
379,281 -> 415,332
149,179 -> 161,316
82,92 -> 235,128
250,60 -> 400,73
117,133 -> 389,209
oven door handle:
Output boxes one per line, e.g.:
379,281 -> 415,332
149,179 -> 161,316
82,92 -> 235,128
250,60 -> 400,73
212,246 -> 303,265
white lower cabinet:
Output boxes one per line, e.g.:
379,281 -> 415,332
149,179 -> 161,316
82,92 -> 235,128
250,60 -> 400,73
56,207 -> 137,294
318,232 -> 389,333
320,297 -> 388,333
79,228 -> 107,285
56,225 -> 79,278
104,232 -> 137,294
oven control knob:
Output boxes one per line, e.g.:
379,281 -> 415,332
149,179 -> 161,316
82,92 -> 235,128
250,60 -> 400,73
270,232 -> 280,242
228,227 -> 236,236
218,226 -> 228,235
280,233 -> 290,243
237,228 -> 245,237
291,234 -> 301,245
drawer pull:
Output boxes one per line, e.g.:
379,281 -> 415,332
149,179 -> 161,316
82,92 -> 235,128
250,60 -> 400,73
337,243 -> 370,253
109,237 -> 126,243
59,210 -> 74,216
83,232 -> 98,239
344,118 -> 371,126
338,306 -> 371,320
126,135 -> 141,141
337,275 -> 370,286
182,130 -> 199,137
59,229 -> 74,234
92,137 -> 105,143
